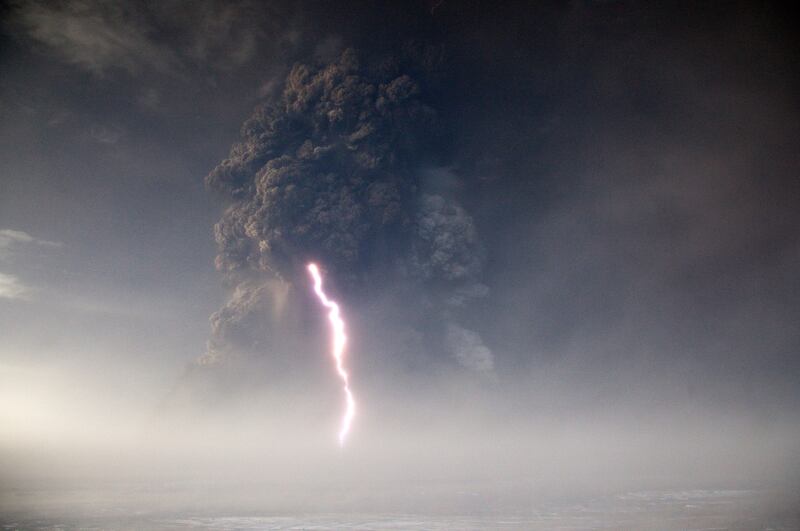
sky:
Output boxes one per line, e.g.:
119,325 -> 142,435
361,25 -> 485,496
1,0 -> 799,522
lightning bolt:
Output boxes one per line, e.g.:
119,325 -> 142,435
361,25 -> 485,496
307,263 -> 356,446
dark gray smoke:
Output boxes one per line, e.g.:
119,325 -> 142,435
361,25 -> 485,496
201,48 -> 490,372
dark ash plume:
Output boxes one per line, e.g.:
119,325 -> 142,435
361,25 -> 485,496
202,48 -> 491,373
206,49 -> 436,283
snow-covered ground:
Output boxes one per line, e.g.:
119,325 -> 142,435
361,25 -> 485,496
2,488 -> 798,530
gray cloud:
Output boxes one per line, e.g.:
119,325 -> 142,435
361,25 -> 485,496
200,280 -> 275,366
179,0 -> 268,69
16,0 -> 177,75
89,124 -> 124,144
445,322 -> 494,373
446,283 -> 490,308
137,88 -> 161,110
11,0 -> 294,77
411,194 -> 483,282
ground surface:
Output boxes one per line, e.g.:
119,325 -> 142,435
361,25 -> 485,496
2,487 -> 799,530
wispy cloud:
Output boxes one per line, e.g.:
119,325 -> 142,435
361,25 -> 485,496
16,1 -> 177,76
0,229 -> 61,255
446,323 -> 495,374
89,124 -> 124,144
0,229 -> 61,301
0,271 -> 29,300
11,0 -> 291,78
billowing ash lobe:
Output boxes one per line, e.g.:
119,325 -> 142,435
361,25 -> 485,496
200,48 -> 492,374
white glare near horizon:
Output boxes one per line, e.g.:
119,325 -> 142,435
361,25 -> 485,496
307,263 -> 356,446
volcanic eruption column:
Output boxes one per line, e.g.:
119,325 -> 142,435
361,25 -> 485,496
307,263 -> 356,446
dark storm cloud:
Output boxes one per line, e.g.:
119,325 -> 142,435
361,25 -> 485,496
464,1 -> 800,410
202,47 -> 491,371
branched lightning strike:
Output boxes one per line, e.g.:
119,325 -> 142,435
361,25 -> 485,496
307,263 -> 356,446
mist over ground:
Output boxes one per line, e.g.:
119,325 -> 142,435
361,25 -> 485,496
1,1 -> 799,528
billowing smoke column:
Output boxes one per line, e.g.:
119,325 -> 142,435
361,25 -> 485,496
200,47 -> 493,376
307,263 -> 355,446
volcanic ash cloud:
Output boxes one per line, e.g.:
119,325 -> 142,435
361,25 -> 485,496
200,48 -> 492,375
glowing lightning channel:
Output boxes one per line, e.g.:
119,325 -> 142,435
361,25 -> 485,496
307,263 -> 356,446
